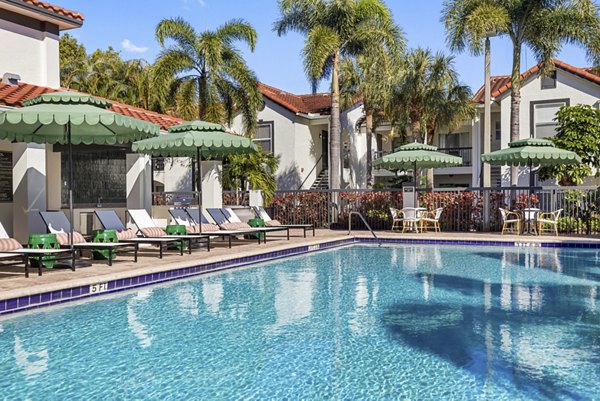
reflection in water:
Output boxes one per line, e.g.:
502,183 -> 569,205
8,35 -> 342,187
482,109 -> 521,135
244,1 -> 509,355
127,288 -> 154,348
348,275 -> 378,336
269,269 -> 316,332
202,279 -> 223,314
175,284 -> 199,317
14,336 -> 48,377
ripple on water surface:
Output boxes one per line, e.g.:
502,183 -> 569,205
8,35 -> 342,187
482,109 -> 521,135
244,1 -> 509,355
0,245 -> 599,400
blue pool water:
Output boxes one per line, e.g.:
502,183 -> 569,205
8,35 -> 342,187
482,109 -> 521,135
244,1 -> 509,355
1,245 -> 599,400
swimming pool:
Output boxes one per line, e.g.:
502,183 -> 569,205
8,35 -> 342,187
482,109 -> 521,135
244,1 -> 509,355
0,244 -> 598,400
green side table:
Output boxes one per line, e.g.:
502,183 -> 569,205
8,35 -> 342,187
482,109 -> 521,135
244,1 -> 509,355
27,233 -> 59,268
165,225 -> 187,250
246,218 -> 265,240
92,229 -> 118,260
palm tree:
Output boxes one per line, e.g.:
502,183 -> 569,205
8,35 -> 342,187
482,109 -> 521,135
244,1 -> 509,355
388,48 -> 474,187
154,17 -> 262,134
274,0 -> 401,190
442,0 -> 600,185
340,47 -> 403,188
222,151 -> 280,205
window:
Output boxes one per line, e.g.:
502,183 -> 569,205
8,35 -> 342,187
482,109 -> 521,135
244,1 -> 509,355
61,150 -> 126,206
495,121 -> 501,141
254,122 -> 274,152
0,151 -> 12,202
530,99 -> 569,138
440,132 -> 470,148
541,70 -> 557,90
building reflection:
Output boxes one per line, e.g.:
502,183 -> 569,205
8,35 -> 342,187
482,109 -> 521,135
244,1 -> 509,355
202,278 -> 224,315
348,275 -> 379,336
175,284 -> 199,317
268,268 -> 316,333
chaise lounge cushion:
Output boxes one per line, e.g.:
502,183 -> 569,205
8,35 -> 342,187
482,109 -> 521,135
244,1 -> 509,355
55,232 -> 86,246
200,223 -> 220,232
140,227 -> 166,238
0,238 -> 22,251
265,220 -> 282,227
220,222 -> 250,231
185,225 -> 198,234
116,229 -> 136,240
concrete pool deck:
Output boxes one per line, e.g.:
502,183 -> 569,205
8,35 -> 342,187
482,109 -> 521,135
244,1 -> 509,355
1,229 -> 599,304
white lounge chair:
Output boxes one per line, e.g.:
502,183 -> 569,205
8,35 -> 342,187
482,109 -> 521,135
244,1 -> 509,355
39,211 -> 137,266
252,206 -> 315,237
390,208 -> 403,231
182,208 -> 260,247
207,208 -> 290,242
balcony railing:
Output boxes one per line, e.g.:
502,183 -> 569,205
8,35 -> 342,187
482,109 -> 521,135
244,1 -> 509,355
437,147 -> 472,167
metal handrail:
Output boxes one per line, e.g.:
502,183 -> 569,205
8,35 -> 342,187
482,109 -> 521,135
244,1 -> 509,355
348,212 -> 382,246
298,154 -> 324,190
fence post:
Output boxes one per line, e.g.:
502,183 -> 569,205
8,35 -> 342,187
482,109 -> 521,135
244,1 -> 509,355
483,188 -> 490,232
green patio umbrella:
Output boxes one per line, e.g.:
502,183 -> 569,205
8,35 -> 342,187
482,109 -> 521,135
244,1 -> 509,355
0,91 -> 160,267
481,138 -> 581,216
132,120 -> 257,214
373,142 -> 463,204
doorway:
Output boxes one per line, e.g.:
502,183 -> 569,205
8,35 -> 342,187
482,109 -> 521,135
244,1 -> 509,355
321,130 -> 328,170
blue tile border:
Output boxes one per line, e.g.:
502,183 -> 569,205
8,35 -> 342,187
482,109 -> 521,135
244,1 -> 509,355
2,236 -> 600,317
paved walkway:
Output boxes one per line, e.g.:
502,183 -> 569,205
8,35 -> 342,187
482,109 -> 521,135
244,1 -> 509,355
1,229 -> 598,301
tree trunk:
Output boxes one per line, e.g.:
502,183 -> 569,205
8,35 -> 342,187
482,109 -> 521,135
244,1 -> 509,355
365,110 -> 373,189
330,51 -> 342,190
409,119 -> 421,185
198,73 -> 207,120
510,44 -> 522,186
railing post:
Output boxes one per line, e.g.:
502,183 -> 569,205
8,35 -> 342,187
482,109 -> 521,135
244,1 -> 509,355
483,188 -> 490,232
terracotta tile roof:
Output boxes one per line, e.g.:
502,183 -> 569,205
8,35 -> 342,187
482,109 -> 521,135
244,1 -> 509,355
258,82 -> 331,115
20,0 -> 84,22
0,81 -> 184,130
473,59 -> 600,103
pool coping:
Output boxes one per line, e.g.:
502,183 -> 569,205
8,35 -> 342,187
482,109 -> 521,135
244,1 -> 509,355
1,235 -> 600,316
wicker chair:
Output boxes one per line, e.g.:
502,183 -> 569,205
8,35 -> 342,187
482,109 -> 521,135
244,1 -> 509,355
421,208 -> 444,232
537,209 -> 562,236
390,208 -> 403,231
499,208 -> 521,235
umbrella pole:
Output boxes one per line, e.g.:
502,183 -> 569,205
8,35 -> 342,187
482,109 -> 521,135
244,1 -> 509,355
197,147 -> 202,228
413,161 -> 418,207
68,121 -> 75,271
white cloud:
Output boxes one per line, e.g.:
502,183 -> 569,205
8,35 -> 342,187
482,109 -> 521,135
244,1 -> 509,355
121,39 -> 148,53
182,0 -> 206,7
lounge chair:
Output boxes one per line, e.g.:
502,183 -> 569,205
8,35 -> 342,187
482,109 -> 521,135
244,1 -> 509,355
182,208 -> 261,247
0,221 -> 73,277
127,209 -> 210,254
421,208 -> 444,232
499,208 -> 521,235
95,210 -> 186,258
208,208 -> 290,242
537,208 -> 562,236
39,211 -> 137,266
252,206 -> 315,237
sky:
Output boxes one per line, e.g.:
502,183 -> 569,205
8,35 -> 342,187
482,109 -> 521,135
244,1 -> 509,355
56,0 -> 595,95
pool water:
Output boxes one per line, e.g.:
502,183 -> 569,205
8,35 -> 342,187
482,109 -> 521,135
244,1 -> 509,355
1,245 -> 599,400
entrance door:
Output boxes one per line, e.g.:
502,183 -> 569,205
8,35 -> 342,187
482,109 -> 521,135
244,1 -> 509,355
321,130 -> 328,170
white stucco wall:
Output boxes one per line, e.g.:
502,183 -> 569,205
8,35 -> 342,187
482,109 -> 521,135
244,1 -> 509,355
0,18 -> 59,88
343,103 -> 367,189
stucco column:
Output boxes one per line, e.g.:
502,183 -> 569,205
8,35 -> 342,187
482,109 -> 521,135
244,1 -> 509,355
12,143 -> 47,242
201,161 -> 222,211
126,153 -> 152,213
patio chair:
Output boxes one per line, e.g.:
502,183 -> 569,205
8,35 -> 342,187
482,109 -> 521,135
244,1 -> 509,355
127,209 -> 210,254
390,208 -> 403,231
96,210 -> 188,258
0,220 -> 73,277
421,208 -> 444,232
400,208 -> 422,233
499,208 -> 521,235
184,208 -> 257,248
252,206 -> 315,237
39,211 -> 137,266
206,208 -> 290,242
537,209 -> 563,236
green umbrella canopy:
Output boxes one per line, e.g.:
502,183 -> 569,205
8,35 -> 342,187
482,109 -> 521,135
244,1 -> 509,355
131,120 -> 257,158
0,91 -> 160,144
481,138 -> 581,166
372,142 -> 463,170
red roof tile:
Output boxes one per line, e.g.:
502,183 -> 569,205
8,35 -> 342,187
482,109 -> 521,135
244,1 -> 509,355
258,82 -> 331,115
0,81 -> 184,130
473,59 -> 600,103
20,0 -> 84,22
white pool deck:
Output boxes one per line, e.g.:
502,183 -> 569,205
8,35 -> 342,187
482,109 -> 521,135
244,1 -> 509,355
1,230 -> 599,302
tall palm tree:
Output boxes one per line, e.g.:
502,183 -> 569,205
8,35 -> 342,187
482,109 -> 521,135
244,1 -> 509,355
274,0 -> 401,190
442,0 -> 600,185
388,48 -> 474,187
340,47 -> 403,188
222,151 -> 280,205
154,17 -> 262,134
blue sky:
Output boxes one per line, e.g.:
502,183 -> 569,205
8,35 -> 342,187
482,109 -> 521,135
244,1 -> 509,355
57,0 -> 594,94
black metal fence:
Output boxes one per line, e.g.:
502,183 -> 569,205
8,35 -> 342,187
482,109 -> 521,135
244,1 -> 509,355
152,186 -> 600,234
